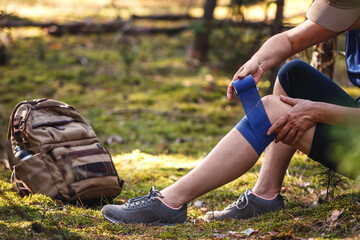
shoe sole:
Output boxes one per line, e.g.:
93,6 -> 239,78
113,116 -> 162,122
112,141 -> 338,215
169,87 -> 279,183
101,209 -> 185,226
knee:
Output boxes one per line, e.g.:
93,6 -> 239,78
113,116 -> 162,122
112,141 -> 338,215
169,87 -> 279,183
277,60 -> 310,97
261,95 -> 291,124
278,60 -> 309,79
262,95 -> 279,112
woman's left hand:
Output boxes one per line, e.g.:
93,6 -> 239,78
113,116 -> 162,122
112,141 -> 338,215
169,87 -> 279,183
267,95 -> 318,145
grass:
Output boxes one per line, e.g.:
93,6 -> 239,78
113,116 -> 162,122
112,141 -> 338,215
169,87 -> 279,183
0,5 -> 360,238
0,152 -> 359,239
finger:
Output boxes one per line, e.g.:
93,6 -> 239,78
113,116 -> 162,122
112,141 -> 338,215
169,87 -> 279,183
274,123 -> 292,143
280,95 -> 298,106
292,130 -> 304,145
283,128 -> 297,145
227,83 -> 234,101
233,66 -> 245,81
267,116 -> 287,135
252,70 -> 263,84
236,71 -> 247,80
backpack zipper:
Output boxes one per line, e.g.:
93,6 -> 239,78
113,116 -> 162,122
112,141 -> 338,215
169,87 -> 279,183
32,119 -> 77,129
61,146 -> 107,161
47,144 -> 107,163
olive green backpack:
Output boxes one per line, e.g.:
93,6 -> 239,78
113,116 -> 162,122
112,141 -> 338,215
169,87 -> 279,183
7,99 -> 124,204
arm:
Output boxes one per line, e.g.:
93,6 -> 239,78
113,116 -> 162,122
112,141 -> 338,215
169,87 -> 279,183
267,96 -> 360,145
316,102 -> 360,127
227,20 -> 341,101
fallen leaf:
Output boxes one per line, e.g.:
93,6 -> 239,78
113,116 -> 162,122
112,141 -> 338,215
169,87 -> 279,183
76,224 -> 85,229
48,43 -> 63,50
241,228 -> 257,236
328,209 -> 344,222
228,231 -> 241,237
269,231 -> 279,236
213,233 -> 226,238
351,223 -> 359,233
297,182 -> 310,187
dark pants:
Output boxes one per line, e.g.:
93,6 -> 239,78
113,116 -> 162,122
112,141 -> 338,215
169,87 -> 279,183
278,60 -> 359,179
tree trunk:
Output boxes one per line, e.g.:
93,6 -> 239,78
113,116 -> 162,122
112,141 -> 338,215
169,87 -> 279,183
189,0 -> 217,65
0,42 -> 7,65
267,0 -> 284,94
310,38 -> 337,79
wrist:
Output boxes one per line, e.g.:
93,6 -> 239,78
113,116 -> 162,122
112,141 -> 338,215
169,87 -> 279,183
251,55 -> 267,73
313,102 -> 326,123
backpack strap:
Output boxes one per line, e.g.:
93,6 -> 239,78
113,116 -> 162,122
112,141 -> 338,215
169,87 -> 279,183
7,99 -> 48,142
10,169 -> 31,197
345,29 -> 360,88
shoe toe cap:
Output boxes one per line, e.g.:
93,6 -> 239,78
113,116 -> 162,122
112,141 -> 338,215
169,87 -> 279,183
101,204 -> 126,222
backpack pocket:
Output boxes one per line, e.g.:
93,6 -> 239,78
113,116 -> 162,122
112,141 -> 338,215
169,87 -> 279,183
31,115 -> 97,144
13,154 -> 59,198
48,143 -> 123,201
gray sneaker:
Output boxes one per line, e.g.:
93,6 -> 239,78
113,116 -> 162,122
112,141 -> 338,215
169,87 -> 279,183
101,187 -> 187,224
204,188 -> 285,221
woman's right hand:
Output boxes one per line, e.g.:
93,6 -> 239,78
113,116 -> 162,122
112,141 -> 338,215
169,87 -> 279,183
227,58 -> 264,101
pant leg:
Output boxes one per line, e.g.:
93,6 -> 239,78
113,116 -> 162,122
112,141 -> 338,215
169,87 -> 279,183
277,60 -> 359,179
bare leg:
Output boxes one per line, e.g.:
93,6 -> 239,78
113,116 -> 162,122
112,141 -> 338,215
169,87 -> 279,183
161,93 -> 315,208
253,78 -> 296,199
161,128 -> 258,208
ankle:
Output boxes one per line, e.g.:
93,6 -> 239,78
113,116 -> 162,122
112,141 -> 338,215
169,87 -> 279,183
252,188 -> 279,200
159,190 -> 184,209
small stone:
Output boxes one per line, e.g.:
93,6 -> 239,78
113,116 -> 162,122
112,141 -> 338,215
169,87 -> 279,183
106,135 -> 124,145
194,200 -> 203,208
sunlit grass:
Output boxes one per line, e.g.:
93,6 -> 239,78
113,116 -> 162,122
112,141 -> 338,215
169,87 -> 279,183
1,150 -> 359,239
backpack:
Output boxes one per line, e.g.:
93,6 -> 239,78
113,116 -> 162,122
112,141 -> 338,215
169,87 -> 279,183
7,98 -> 124,204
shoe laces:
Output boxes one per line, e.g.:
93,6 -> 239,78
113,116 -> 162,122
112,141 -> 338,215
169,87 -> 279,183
234,188 -> 251,210
126,186 -> 163,208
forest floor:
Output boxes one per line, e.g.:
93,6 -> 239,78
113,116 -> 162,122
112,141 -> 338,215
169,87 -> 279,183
0,33 -> 360,239
0,9 -> 360,239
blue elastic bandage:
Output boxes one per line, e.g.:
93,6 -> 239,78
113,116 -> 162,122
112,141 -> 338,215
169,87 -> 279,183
233,76 -> 276,155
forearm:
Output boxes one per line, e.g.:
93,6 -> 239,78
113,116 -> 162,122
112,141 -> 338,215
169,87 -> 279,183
250,20 -> 340,74
315,102 -> 360,128
250,32 -> 295,73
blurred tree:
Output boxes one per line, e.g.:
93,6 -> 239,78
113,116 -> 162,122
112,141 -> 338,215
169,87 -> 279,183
308,0 -> 336,80
310,38 -> 337,79
0,10 -> 7,66
190,0 -> 267,66
190,0 -> 218,65
0,39 -> 6,65
267,0 -> 284,94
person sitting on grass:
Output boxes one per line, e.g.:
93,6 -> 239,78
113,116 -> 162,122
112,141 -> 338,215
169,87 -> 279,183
101,0 -> 360,224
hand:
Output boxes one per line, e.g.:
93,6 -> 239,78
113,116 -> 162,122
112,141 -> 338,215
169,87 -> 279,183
227,59 -> 264,101
267,95 -> 317,145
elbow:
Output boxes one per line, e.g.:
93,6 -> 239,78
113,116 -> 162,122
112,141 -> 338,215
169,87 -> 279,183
285,31 -> 297,55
